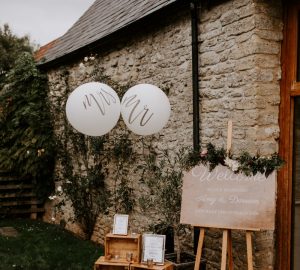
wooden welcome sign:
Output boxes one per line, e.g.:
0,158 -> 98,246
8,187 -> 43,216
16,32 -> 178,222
180,164 -> 276,230
180,120 -> 277,270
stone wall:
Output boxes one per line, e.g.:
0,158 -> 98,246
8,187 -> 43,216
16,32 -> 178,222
43,0 -> 283,269
199,0 -> 282,269
45,2 -> 195,251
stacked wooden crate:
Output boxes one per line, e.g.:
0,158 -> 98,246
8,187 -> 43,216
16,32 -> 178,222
94,234 -> 173,270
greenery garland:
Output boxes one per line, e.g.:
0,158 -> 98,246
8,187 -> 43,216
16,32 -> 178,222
183,143 -> 285,177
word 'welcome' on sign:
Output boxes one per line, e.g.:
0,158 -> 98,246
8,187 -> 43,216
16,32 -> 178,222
180,164 -> 276,230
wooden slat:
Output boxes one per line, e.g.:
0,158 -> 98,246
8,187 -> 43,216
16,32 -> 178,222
0,171 -> 42,218
246,231 -> 254,270
291,82 -> 300,92
0,192 -> 35,199
194,228 -> 205,270
291,89 -> 300,96
227,230 -> 233,270
0,200 -> 42,207
226,120 -> 232,154
221,230 -> 228,270
0,176 -> 28,182
0,208 -> 44,214
0,184 -> 34,190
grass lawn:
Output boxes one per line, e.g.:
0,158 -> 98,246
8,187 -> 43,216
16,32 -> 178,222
0,218 -> 103,270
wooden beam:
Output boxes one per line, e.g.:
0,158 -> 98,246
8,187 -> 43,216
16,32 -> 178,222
246,231 -> 254,270
227,230 -> 233,270
221,230 -> 228,270
194,228 -> 205,270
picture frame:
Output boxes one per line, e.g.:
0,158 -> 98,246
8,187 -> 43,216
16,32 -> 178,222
112,214 -> 129,235
142,234 -> 166,265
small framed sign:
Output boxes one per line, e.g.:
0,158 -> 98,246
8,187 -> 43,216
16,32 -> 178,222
112,214 -> 129,235
142,234 -> 166,264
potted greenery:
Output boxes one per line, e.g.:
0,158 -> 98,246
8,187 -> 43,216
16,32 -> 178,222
139,147 -> 205,270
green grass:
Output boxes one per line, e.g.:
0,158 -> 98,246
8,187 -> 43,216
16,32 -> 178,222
0,219 -> 103,270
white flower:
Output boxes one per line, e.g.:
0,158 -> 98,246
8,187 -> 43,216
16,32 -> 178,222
89,56 -> 95,60
224,157 -> 231,166
48,195 -> 57,200
26,150 -> 30,155
224,157 -> 240,172
51,217 -> 55,222
57,186 -> 63,193
84,56 -> 89,62
65,180 -> 72,184
231,160 -> 239,172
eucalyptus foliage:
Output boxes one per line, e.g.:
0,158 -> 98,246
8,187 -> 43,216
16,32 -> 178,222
183,143 -> 284,177
0,52 -> 55,197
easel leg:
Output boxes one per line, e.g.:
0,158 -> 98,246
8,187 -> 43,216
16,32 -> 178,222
221,230 -> 228,270
227,230 -> 233,270
246,231 -> 254,270
194,228 -> 205,270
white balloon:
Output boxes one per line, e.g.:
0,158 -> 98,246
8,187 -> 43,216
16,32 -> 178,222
121,84 -> 171,135
66,82 -> 120,136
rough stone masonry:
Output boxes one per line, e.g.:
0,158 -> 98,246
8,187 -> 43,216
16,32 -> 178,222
44,0 -> 283,269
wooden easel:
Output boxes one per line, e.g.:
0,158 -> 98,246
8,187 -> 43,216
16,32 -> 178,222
194,228 -> 254,270
193,121 -> 254,270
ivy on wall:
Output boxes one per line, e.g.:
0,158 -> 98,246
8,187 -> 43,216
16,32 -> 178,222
111,133 -> 136,213
51,64 -> 138,238
50,57 -> 284,241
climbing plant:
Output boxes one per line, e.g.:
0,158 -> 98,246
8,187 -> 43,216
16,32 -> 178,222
111,133 -> 136,213
50,63 -> 137,238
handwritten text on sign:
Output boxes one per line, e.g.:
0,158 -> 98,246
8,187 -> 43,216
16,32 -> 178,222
180,165 -> 276,230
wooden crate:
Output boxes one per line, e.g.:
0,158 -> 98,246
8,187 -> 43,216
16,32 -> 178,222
94,256 -> 130,270
105,233 -> 141,263
130,261 -> 174,270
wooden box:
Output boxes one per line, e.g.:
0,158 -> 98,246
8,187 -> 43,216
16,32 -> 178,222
94,256 -> 130,270
130,261 -> 174,270
105,233 -> 142,263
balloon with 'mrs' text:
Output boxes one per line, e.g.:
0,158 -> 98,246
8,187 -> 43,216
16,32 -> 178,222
121,84 -> 171,135
66,82 -> 120,136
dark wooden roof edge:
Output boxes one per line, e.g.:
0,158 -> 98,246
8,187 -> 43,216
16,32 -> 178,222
37,0 -> 189,69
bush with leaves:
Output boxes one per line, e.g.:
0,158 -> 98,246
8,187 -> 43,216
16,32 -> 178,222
0,24 -> 33,87
0,52 -> 55,198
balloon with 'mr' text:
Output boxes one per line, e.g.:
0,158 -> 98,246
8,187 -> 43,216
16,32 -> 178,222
66,82 -> 120,136
121,84 -> 171,135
